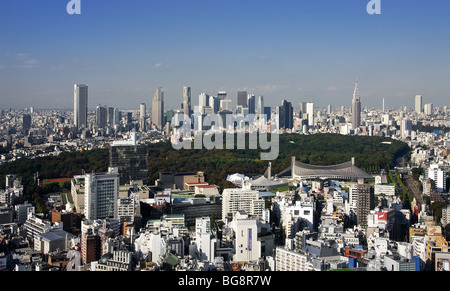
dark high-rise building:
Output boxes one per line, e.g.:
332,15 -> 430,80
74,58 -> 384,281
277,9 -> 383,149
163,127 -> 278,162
96,105 -> 107,128
248,94 -> 256,115
22,114 -> 31,135
237,91 -> 248,108
110,132 -> 149,185
356,184 -> 374,228
277,100 -> 293,130
264,106 -> 271,121
352,79 -> 361,130
108,107 -> 115,127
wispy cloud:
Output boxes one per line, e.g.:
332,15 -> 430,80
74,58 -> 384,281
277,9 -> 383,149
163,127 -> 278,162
240,84 -> 291,95
154,62 -> 163,68
12,53 -> 38,69
327,86 -> 338,92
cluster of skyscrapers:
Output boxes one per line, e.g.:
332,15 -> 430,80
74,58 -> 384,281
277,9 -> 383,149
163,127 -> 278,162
72,78 -> 366,137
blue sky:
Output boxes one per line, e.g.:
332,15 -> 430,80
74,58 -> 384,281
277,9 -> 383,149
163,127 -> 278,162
0,0 -> 449,110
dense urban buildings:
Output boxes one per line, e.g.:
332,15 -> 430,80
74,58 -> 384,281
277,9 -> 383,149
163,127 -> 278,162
0,82 -> 449,274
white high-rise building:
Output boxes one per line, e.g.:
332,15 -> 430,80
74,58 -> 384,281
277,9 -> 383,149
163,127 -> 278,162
219,99 -> 232,111
230,211 -> 260,262
85,167 -> 120,221
74,84 -> 88,129
306,102 -> 314,127
199,93 -> 209,110
424,103 -> 433,116
415,95 -> 423,114
139,103 -> 146,131
425,164 -> 447,193
221,183 -> 264,221
152,87 -> 164,129
195,217 -> 216,261
401,118 -> 412,138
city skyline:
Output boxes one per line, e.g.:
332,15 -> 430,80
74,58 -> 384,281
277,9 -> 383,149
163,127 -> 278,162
1,1 -> 450,110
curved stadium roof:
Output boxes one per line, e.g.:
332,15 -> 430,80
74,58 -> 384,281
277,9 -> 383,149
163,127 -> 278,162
286,158 -> 373,180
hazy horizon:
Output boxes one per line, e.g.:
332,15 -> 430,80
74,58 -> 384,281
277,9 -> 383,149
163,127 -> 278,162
1,0 -> 449,110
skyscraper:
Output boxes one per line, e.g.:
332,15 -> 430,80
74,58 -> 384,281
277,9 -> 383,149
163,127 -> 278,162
415,95 -> 423,114
217,91 -> 227,101
355,184 -> 374,228
351,79 -> 361,130
277,100 -> 293,130
248,94 -> 256,115
424,103 -> 433,116
152,87 -> 164,129
110,131 -> 149,185
199,93 -> 209,109
183,86 -> 192,117
237,91 -> 248,108
96,105 -> 107,128
256,96 -> 264,117
209,96 -> 219,114
74,84 -> 88,129
22,114 -> 31,135
306,102 -> 314,127
107,107 -> 115,127
139,103 -> 146,132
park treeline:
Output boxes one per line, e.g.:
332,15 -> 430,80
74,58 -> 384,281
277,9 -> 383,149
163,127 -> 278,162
0,133 -> 409,193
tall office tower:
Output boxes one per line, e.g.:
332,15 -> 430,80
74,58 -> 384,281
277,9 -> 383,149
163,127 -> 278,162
107,107 -> 115,127
113,108 -> 121,126
152,87 -> 164,129
401,118 -> 412,138
217,91 -> 227,101
209,96 -> 219,114
237,91 -> 248,108
248,94 -> 256,115
351,79 -> 361,130
22,114 -> 31,135
220,99 -> 232,111
277,100 -> 293,129
183,86 -> 192,117
415,95 -> 423,114
96,105 -> 107,128
424,103 -> 433,116
306,102 -> 314,126
84,167 -> 120,221
110,131 -> 149,185
382,98 -> 385,113
264,107 -> 271,121
299,102 -> 307,117
199,93 -> 209,109
355,184 -> 374,228
256,96 -> 265,116
74,84 -> 88,129
139,103 -> 146,132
